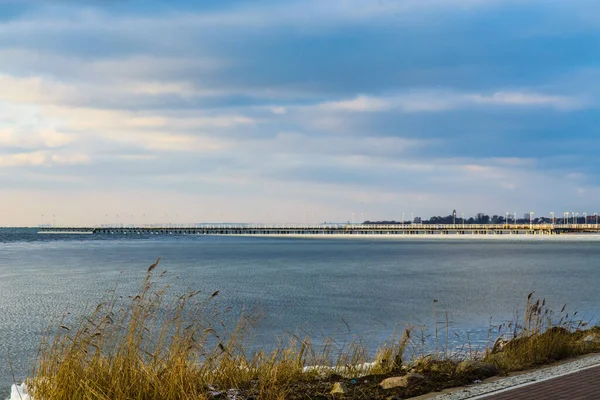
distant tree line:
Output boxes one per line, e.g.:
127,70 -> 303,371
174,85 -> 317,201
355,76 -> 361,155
364,210 -> 598,225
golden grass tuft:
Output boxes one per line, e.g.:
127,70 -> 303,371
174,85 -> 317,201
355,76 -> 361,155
27,259 -> 408,400
23,261 -> 600,400
484,292 -> 600,371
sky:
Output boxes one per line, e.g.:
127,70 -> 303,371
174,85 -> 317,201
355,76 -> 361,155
1,0 -> 600,226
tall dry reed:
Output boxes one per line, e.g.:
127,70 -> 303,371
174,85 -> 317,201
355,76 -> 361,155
27,259 -> 411,400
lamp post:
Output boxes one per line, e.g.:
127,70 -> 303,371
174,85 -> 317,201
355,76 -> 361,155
506,212 -> 509,228
530,212 -> 534,229
550,212 -> 555,225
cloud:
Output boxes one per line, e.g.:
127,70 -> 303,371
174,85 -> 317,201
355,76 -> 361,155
320,95 -> 391,112
0,71 -> 225,110
0,128 -> 72,149
270,106 -> 288,115
0,0 -> 599,226
0,151 -> 89,167
317,91 -> 583,113
0,0 -> 559,38
467,92 -> 580,110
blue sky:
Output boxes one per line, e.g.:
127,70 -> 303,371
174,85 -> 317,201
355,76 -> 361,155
1,0 -> 599,226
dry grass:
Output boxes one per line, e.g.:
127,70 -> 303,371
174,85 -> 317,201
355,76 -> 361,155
27,259 -> 409,400
24,262 -> 600,400
484,292 -> 600,371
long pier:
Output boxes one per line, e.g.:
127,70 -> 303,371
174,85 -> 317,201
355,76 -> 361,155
37,224 -> 600,236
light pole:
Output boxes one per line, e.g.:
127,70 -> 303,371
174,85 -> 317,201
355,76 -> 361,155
453,210 -> 456,227
514,212 -> 517,227
410,213 -> 413,225
506,212 -> 509,228
530,212 -> 534,229
550,212 -> 554,225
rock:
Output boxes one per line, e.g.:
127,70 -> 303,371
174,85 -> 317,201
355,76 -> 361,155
226,389 -> 242,400
380,373 -> 425,389
581,333 -> 600,344
331,382 -> 347,395
492,337 -> 509,353
456,361 -> 499,378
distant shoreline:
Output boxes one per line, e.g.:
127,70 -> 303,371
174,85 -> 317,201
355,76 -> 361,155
237,233 -> 600,240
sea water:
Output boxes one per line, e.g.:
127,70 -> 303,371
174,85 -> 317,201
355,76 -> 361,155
2,229 -> 600,396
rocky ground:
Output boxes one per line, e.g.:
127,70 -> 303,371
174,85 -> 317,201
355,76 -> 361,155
207,359 -> 499,400
207,329 -> 600,400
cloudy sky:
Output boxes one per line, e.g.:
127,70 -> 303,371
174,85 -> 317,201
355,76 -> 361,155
1,0 -> 599,226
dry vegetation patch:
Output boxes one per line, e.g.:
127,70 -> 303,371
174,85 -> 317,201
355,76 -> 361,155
22,262 -> 600,400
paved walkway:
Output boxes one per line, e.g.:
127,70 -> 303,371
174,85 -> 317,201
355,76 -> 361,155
480,364 -> 600,399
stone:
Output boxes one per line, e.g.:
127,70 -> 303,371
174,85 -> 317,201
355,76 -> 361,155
581,333 -> 600,344
492,337 -> 509,353
330,382 -> 347,395
379,373 -> 425,389
456,361 -> 499,378
226,389 -> 242,400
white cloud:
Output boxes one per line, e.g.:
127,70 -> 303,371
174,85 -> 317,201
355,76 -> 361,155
0,151 -> 47,167
0,72 -> 224,108
270,106 -> 288,115
316,90 -> 583,113
0,127 -> 72,149
467,92 -> 580,110
320,95 -> 391,112
0,150 -> 89,167
50,153 -> 90,165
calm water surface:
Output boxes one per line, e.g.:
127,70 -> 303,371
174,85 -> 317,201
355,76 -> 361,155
1,229 -> 599,395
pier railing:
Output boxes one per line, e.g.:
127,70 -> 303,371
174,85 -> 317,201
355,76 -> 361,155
37,223 -> 600,235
